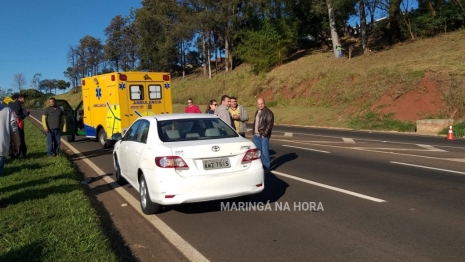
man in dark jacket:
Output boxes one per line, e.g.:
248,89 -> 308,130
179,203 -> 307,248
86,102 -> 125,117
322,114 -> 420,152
10,94 -> 29,158
252,97 -> 274,171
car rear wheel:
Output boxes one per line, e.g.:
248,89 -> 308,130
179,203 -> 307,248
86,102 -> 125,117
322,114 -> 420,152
139,174 -> 162,214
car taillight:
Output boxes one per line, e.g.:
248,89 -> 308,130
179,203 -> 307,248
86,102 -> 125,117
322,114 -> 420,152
155,156 -> 189,169
241,149 -> 261,164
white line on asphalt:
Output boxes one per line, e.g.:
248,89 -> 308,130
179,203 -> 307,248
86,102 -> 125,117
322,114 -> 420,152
390,161 -> 465,175
342,138 -> 356,144
29,115 -> 210,262
416,144 -> 447,152
282,145 -> 330,154
271,170 -> 387,203
267,128 -> 465,150
274,139 -> 465,163
284,132 -> 293,137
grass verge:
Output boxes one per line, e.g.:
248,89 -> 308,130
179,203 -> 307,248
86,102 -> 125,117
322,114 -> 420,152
348,111 -> 416,132
0,121 -> 121,261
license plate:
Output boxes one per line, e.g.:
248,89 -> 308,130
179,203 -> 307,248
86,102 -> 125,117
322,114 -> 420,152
203,158 -> 231,170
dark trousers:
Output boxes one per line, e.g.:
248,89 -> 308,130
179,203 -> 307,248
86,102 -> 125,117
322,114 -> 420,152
239,132 -> 246,138
18,128 -> 27,157
47,129 -> 61,156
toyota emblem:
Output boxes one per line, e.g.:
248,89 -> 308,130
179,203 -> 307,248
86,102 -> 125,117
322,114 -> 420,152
212,145 -> 220,152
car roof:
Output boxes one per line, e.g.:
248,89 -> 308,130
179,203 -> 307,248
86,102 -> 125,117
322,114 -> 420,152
138,113 -> 219,121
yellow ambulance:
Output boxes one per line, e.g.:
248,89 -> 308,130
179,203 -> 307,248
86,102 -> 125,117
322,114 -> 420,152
60,71 -> 173,148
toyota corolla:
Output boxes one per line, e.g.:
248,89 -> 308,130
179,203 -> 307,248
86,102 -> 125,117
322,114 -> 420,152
113,113 -> 265,214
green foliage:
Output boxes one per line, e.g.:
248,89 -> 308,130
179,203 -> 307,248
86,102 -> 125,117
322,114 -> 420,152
19,88 -> 44,99
235,18 -> 298,74
408,2 -> 465,39
438,122 -> 465,138
349,111 -> 416,132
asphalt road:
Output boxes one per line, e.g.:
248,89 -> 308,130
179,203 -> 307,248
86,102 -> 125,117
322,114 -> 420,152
30,110 -> 465,261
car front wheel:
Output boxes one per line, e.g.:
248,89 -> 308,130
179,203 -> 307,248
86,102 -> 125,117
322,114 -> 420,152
114,155 -> 126,185
139,174 -> 162,214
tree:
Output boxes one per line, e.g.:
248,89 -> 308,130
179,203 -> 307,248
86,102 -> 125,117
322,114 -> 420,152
104,15 -> 129,72
12,73 -> 28,91
39,79 -> 57,94
327,0 -> 340,58
32,73 -> 42,90
56,80 -> 71,93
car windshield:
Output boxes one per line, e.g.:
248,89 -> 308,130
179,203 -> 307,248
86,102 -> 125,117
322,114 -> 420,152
157,118 -> 239,142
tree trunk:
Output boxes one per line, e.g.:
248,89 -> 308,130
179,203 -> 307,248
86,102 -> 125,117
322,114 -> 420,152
208,31 -> 212,79
225,36 -> 230,72
327,0 -> 340,58
388,0 -> 402,44
359,0 -> 368,53
427,0 -> 437,17
202,31 -> 207,76
228,36 -> 234,71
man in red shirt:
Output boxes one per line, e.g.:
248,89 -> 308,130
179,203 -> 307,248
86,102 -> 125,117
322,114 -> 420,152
184,98 -> 201,113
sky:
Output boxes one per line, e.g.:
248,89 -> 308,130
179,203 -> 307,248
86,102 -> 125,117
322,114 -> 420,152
0,0 -> 142,94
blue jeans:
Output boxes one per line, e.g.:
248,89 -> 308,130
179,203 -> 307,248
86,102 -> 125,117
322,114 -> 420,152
47,129 -> 61,156
253,135 -> 271,169
337,50 -> 342,57
0,156 -> 5,176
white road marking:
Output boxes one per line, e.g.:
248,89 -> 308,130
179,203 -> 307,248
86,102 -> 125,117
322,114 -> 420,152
282,145 -> 330,154
416,144 -> 447,152
342,138 -> 355,144
284,132 -> 293,137
271,170 -> 387,203
390,161 -> 465,175
29,115 -> 210,262
268,129 -> 465,150
274,139 -> 465,163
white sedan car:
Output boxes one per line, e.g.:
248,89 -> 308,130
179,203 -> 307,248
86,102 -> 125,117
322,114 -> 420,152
113,113 -> 265,214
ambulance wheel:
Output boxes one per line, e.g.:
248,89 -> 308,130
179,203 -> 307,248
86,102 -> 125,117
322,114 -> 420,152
98,129 -> 109,149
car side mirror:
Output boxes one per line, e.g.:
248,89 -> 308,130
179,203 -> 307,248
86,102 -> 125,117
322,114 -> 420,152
111,133 -> 122,141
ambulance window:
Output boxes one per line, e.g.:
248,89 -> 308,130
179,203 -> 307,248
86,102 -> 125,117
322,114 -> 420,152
130,85 -> 144,100
148,85 -> 162,99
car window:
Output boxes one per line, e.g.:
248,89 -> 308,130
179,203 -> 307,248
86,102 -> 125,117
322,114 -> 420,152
158,118 -> 238,142
135,121 -> 150,143
123,121 -> 141,141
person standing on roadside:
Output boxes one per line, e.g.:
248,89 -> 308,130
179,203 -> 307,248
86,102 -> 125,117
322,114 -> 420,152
0,103 -> 20,176
214,95 -> 233,126
11,93 -> 30,158
184,98 -> 201,113
205,100 -> 217,114
42,97 -> 66,157
253,97 -> 274,171
229,97 -> 249,137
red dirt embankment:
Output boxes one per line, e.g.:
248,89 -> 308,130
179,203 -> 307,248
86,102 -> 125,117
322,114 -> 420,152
371,72 -> 443,121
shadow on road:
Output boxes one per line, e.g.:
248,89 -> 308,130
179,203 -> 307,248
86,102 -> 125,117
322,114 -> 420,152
270,152 -> 298,170
166,171 -> 290,214
67,148 -> 113,161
